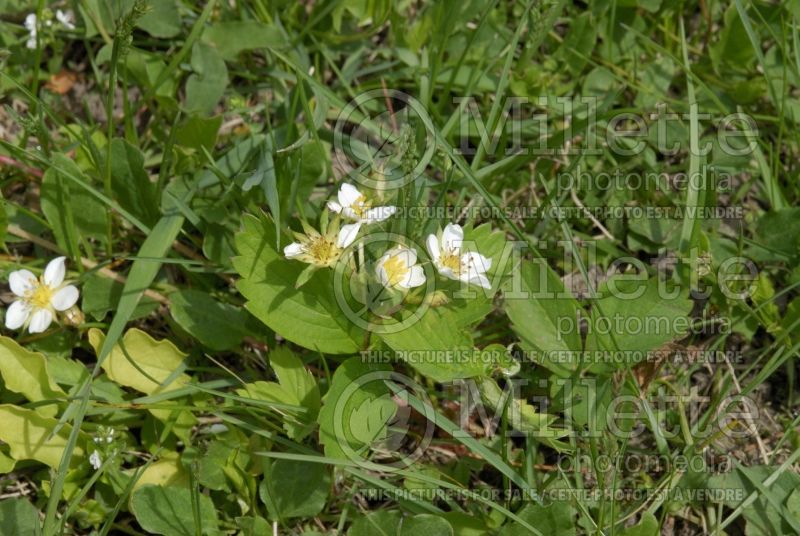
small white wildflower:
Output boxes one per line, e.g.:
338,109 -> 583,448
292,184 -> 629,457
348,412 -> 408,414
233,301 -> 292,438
284,221 -> 358,267
326,183 -> 396,238
5,256 -> 80,333
55,9 -> 75,30
89,450 -> 102,470
375,247 -> 425,290
24,13 -> 37,49
426,223 -> 492,289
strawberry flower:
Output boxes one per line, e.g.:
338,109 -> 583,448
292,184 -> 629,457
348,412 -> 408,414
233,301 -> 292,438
5,256 -> 80,333
426,223 -> 492,289
327,183 -> 396,241
375,247 -> 425,290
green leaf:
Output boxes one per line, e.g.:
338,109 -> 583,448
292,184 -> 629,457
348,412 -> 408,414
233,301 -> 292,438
619,512 -> 659,536
268,347 -> 320,414
233,213 -> 365,354
0,405 -> 86,468
169,289 -> 253,351
185,42 -> 229,116
203,21 -> 286,60
0,337 -> 65,417
0,498 -> 41,536
236,347 -> 320,439
585,277 -> 693,369
107,139 -> 159,226
81,273 -> 159,321
349,511 -> 402,536
504,260 -> 583,375
499,502 -> 575,536
89,328 -> 190,395
175,115 -> 222,153
130,485 -> 219,536
137,0 -> 181,38
259,458 -> 330,520
317,357 -> 395,460
41,153 -> 108,250
399,514 -> 454,536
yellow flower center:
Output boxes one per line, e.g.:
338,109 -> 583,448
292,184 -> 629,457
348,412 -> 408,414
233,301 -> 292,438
440,251 -> 462,275
351,195 -> 371,218
383,255 -> 409,286
308,236 -> 339,265
27,282 -> 54,309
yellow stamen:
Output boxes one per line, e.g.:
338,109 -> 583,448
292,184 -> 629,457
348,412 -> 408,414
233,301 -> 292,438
439,251 -> 462,275
383,255 -> 409,286
351,195 -> 371,218
308,236 -> 338,265
26,281 -> 54,309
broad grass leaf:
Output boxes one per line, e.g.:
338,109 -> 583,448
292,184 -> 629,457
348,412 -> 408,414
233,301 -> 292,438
233,213 -> 364,354
0,337 -> 65,417
130,485 -> 219,536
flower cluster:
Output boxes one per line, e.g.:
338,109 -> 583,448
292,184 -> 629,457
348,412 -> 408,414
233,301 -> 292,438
24,9 -> 75,50
5,256 -> 80,333
284,183 -> 493,291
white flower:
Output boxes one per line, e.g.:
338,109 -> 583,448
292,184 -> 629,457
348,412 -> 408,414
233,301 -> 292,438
426,223 -> 492,289
55,9 -> 75,30
5,256 -> 80,333
375,247 -> 425,289
283,221 -> 359,267
326,183 -> 396,238
24,13 -> 37,49
89,450 -> 102,470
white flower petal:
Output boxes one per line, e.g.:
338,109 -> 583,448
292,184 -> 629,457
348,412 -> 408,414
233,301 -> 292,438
397,247 -> 417,267
375,262 -> 391,287
363,206 -> 396,223
28,308 -> 53,333
51,285 -> 79,311
338,223 -> 361,248
439,266 -> 458,281
9,269 -> 37,297
327,200 -> 343,213
426,234 -> 441,263
43,257 -> 67,287
283,242 -> 305,258
89,450 -> 102,470
467,273 -> 492,289
404,265 -> 426,288
338,183 -> 362,208
26,36 -> 37,49
442,223 -> 464,251
342,207 -> 360,221
24,13 -> 37,31
5,300 -> 31,330
462,251 -> 492,274
56,10 -> 75,30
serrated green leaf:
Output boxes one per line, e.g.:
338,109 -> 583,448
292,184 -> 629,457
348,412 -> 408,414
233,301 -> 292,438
233,213 -> 364,354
